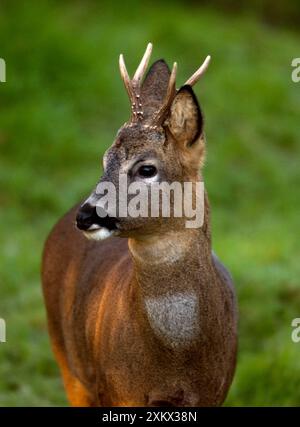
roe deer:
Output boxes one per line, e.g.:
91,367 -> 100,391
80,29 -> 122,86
42,43 -> 237,407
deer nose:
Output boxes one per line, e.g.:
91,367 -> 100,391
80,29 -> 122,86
76,203 -> 98,230
76,203 -> 118,231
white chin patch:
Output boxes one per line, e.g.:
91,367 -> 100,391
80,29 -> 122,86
83,227 -> 116,241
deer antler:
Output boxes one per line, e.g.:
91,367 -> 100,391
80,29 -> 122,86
119,43 -> 153,121
119,43 -> 211,125
154,55 -> 211,125
184,55 -> 211,86
153,61 -> 177,125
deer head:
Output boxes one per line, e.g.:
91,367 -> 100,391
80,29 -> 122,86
76,43 -> 211,240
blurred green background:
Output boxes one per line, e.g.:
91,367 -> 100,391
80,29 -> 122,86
0,0 -> 300,406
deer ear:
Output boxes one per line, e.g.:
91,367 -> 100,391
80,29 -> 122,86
166,85 -> 203,147
141,59 -> 171,120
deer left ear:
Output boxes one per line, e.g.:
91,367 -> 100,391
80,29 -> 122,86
166,85 -> 203,147
165,85 -> 205,171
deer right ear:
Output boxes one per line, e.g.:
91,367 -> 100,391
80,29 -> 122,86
166,85 -> 203,148
141,59 -> 171,121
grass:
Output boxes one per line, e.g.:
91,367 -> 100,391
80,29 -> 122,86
0,0 -> 299,406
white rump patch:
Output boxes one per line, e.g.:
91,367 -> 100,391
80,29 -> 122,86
145,292 -> 200,348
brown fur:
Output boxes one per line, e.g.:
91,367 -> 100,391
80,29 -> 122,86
42,58 -> 238,407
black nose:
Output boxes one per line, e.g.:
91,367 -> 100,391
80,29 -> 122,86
76,203 -> 118,231
76,203 -> 97,230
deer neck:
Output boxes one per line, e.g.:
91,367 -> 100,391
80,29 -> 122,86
127,211 -> 214,349
128,191 -> 212,295
129,227 -> 211,294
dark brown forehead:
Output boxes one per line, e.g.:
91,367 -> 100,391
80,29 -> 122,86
111,124 -> 165,157
104,124 -> 166,171
116,124 -> 165,145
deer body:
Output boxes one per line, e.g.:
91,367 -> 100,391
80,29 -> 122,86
42,44 -> 237,407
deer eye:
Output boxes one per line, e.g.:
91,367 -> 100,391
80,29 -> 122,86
137,164 -> 157,178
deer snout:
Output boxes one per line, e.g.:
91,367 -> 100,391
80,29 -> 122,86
76,203 -> 118,231
76,203 -> 98,230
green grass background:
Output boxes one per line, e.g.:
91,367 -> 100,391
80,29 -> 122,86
0,0 -> 300,406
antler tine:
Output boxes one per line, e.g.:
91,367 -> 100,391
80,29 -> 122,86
165,61 -> 177,102
119,53 -> 134,102
132,42 -> 153,86
154,61 -> 177,124
119,43 -> 153,122
184,55 -> 211,87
